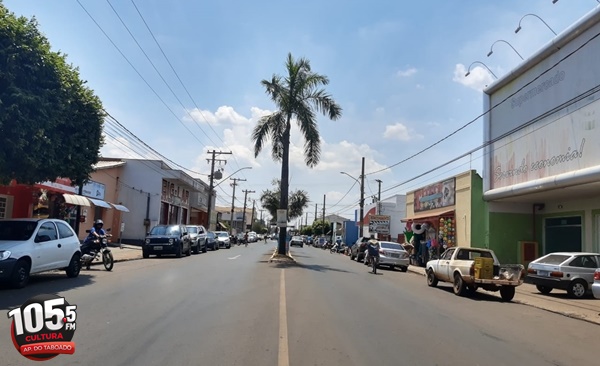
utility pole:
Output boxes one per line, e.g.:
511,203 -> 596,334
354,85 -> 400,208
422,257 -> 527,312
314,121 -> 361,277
242,190 -> 255,232
359,156 -> 365,238
314,203 -> 318,225
230,177 -> 246,233
206,150 -> 232,230
322,194 -> 326,237
251,200 -> 256,230
375,179 -> 382,215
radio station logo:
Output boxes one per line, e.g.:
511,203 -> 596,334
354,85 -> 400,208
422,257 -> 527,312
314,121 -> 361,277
7,294 -> 77,361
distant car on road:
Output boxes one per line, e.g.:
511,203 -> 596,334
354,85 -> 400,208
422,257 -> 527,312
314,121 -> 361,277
143,224 -> 191,258
528,252 -> 600,298
205,232 -> 219,251
290,236 -> 304,248
214,231 -> 231,249
350,237 -> 371,262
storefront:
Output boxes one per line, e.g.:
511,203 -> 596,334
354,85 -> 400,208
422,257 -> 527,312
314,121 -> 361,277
482,8 -> 600,264
402,170 -> 486,265
160,179 -> 191,225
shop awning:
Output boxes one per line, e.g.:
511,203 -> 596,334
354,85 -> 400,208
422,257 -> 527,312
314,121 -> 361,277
110,203 -> 130,212
87,198 -> 113,209
63,194 -> 91,206
401,210 -> 454,222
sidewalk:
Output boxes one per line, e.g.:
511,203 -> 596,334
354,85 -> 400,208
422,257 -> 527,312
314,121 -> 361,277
406,265 -> 600,325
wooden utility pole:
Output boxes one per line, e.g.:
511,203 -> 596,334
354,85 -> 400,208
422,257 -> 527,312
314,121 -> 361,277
206,150 -> 232,230
230,177 -> 246,233
242,189 -> 255,231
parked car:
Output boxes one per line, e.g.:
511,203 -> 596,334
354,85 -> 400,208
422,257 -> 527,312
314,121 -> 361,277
186,225 -> 207,254
214,231 -> 231,249
248,231 -> 258,242
290,236 -> 304,247
363,241 -> 409,272
205,232 -> 219,251
350,237 -> 371,262
527,252 -> 600,298
143,224 -> 191,258
0,218 -> 82,288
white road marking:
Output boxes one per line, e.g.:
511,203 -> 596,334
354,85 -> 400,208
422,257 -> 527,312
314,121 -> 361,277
278,269 -> 289,366
228,255 -> 241,260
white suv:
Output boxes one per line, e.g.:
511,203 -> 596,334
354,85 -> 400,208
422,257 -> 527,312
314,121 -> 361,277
0,218 -> 82,288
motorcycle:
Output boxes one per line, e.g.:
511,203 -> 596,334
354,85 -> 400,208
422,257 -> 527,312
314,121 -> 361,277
81,228 -> 114,271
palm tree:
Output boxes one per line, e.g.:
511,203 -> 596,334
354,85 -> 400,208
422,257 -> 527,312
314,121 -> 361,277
252,53 -> 342,255
260,179 -> 309,223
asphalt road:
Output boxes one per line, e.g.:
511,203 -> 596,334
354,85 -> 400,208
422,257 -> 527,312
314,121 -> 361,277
1,242 -> 598,366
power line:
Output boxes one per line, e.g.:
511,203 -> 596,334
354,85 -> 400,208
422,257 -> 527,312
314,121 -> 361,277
366,26 -> 600,176
76,0 -> 211,154
105,0 -> 219,147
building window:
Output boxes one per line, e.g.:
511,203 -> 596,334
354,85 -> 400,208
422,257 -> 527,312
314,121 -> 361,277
0,196 -> 6,219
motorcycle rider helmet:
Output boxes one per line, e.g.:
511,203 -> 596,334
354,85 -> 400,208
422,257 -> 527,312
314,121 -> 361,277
94,219 -> 104,227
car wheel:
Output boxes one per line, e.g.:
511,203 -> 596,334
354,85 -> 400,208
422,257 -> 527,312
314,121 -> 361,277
192,243 -> 199,254
175,244 -> 182,258
10,260 -> 31,289
453,273 -> 467,296
66,253 -> 81,278
567,279 -> 588,299
400,266 -> 408,273
500,286 -> 516,302
202,246 -> 207,253
143,249 -> 150,258
427,269 -> 438,287
536,285 -> 552,294
186,244 -> 191,256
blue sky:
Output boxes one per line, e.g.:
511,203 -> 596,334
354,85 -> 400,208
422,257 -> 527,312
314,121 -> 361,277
5,0 -> 597,223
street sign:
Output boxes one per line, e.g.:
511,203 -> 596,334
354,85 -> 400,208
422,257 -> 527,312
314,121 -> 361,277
369,215 -> 390,234
277,209 -> 287,227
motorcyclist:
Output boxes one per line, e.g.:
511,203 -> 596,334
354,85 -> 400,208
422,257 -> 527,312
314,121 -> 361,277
82,219 -> 108,257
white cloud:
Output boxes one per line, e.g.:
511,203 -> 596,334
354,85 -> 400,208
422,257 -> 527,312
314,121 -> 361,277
397,67 -> 417,77
383,122 -> 422,141
453,63 -> 494,91
184,105 -> 257,126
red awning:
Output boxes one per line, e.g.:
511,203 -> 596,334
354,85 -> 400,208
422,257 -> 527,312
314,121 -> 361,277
401,210 -> 454,222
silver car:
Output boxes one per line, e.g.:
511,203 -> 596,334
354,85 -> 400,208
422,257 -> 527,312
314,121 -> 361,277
214,231 -> 231,249
592,269 -> 600,300
527,252 -> 600,298
364,241 -> 409,272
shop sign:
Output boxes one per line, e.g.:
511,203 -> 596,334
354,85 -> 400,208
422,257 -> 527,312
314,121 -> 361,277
80,181 -> 105,200
414,178 -> 456,212
368,215 -> 390,234
161,179 -> 190,206
37,178 -> 77,194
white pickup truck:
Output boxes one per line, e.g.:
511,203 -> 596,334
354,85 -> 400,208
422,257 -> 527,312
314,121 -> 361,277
425,247 -> 525,301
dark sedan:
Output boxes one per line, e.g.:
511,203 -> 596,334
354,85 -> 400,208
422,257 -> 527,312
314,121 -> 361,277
350,237 -> 371,262
143,224 -> 191,258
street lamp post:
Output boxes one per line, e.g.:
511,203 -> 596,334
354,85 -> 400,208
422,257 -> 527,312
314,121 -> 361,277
341,156 -> 365,237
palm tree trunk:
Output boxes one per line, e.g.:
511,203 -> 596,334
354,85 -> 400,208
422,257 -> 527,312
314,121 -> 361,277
278,118 -> 292,255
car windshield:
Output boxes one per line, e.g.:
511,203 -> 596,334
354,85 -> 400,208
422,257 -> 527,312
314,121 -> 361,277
0,221 -> 38,241
292,236 -> 302,240
216,232 -> 228,238
149,226 -> 180,235
537,254 -> 571,265
187,227 -> 198,234
380,242 -> 403,250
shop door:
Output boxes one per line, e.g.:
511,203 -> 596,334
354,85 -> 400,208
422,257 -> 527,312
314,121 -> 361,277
544,216 -> 582,254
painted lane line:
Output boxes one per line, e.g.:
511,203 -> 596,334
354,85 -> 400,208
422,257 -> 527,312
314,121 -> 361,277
228,255 -> 241,260
278,269 -> 289,366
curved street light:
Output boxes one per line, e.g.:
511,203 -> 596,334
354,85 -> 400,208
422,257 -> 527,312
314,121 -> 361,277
515,14 -> 557,36
213,166 -> 252,188
340,171 -> 360,185
487,39 -> 524,60
464,61 -> 498,79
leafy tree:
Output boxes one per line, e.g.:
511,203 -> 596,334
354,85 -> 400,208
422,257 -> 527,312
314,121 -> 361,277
300,226 -> 313,236
312,220 -> 330,237
0,2 -> 105,185
252,53 -> 342,255
251,220 -> 267,234
259,179 -> 309,225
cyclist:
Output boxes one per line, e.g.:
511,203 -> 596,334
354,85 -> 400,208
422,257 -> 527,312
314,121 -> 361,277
365,235 -> 381,274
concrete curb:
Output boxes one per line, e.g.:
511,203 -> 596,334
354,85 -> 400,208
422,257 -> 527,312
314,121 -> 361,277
404,265 -> 600,326
268,248 -> 296,263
